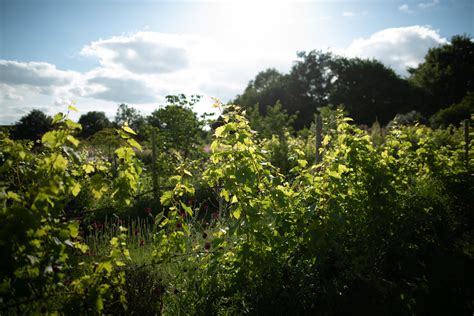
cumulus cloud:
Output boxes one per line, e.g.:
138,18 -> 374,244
0,60 -> 77,87
80,32 -> 195,74
340,25 -> 447,75
86,75 -> 158,103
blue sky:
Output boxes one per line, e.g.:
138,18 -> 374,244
0,0 -> 472,124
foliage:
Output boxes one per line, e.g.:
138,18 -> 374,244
429,92 -> 474,128
409,35 -> 474,114
147,94 -> 205,159
114,104 -> 146,138
234,68 -> 292,118
329,57 -> 416,125
78,111 -> 111,138
11,109 -> 52,141
0,107 -> 141,313
390,110 -> 427,126
1,101 -> 473,314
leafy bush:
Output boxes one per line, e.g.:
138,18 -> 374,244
2,103 -> 472,314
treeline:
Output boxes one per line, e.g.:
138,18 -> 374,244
8,35 -> 473,148
9,95 -> 209,152
234,34 -> 474,129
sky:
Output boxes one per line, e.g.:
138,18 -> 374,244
0,0 -> 472,124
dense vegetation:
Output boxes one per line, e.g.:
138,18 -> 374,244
1,35 -> 473,314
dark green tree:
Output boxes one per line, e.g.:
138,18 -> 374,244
11,109 -> 52,141
147,95 -> 204,158
78,111 -> 111,138
235,52 -> 335,130
287,50 -> 335,128
409,35 -> 474,114
234,68 -> 291,117
329,57 -> 416,125
247,101 -> 295,139
429,92 -> 474,128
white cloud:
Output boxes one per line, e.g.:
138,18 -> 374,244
80,32 -> 196,74
0,60 -> 77,88
398,4 -> 414,14
418,0 -> 439,9
342,11 -> 356,17
338,25 -> 447,76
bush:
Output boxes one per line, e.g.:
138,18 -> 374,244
430,92 -> 474,128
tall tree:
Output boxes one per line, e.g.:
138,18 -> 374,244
78,111 -> 111,138
287,50 -> 335,128
11,109 -> 52,141
147,95 -> 204,158
114,104 -> 146,136
409,35 -> 474,115
329,57 -> 416,125
234,68 -> 291,116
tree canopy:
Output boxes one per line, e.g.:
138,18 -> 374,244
11,109 -> 52,141
409,35 -> 474,115
329,57 -> 415,125
78,111 -> 111,138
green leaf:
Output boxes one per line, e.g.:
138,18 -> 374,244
127,138 -> 142,150
183,169 -> 192,176
338,164 -> 349,174
7,191 -> 21,202
53,154 -> 68,170
215,125 -> 226,138
180,201 -> 193,216
160,191 -> 173,206
65,119 -> 82,130
68,222 -> 79,238
52,113 -> 64,124
83,164 -> 95,174
71,182 -> 81,197
67,135 -> 80,147
97,261 -> 113,273
42,131 -> 57,147
68,104 -> 79,112
297,159 -> 308,168
123,124 -> 137,135
231,195 -> 238,204
232,208 -> 241,219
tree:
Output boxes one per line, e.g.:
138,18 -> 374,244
234,68 -> 292,117
78,111 -> 111,138
11,109 -> 52,141
247,101 -> 295,139
287,50 -> 335,128
429,92 -> 474,128
234,51 -> 335,130
147,95 -> 204,158
329,57 -> 416,125
409,35 -> 474,115
114,104 -> 146,137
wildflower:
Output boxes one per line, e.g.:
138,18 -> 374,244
145,207 -> 152,215
140,239 -> 145,246
204,242 -> 211,250
202,232 -> 208,239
